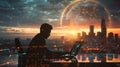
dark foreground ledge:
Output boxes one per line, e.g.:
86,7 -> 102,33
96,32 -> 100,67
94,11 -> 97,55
46,63 -> 120,67
1,63 -> 120,67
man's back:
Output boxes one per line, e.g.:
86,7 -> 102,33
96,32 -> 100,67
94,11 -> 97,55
29,33 -> 45,46
27,33 -> 46,55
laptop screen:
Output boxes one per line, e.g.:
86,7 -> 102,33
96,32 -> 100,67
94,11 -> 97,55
70,41 -> 83,56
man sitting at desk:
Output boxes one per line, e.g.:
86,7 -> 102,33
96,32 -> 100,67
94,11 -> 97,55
27,23 -> 67,60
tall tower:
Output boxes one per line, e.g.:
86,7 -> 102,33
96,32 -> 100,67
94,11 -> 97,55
89,25 -> 95,37
90,25 -> 94,34
101,18 -> 107,47
101,18 -> 107,39
100,18 -> 107,62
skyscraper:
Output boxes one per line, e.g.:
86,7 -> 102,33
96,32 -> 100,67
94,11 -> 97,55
89,25 -> 95,37
100,18 -> 107,62
101,18 -> 107,46
90,25 -> 94,33
101,18 -> 107,39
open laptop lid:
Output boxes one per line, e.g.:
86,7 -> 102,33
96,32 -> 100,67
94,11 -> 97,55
70,41 -> 83,56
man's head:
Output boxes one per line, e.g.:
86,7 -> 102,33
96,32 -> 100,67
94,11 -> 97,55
40,23 -> 52,39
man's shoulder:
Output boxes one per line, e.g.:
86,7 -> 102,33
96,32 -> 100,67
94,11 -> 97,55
29,33 -> 45,45
33,33 -> 41,38
35,33 -> 41,36
32,33 -> 43,40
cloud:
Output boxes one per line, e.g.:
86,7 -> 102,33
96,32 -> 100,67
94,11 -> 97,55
0,0 -> 64,27
0,0 -> 119,28
0,26 -> 21,33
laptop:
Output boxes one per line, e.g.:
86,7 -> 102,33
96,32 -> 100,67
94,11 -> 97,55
70,41 -> 83,56
62,41 -> 83,61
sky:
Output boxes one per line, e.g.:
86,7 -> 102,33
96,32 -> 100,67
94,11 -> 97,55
0,0 -> 120,39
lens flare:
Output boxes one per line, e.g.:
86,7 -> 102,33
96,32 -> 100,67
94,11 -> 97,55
60,0 -> 111,27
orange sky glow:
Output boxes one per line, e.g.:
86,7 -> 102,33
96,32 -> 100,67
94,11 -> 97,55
7,26 -> 120,39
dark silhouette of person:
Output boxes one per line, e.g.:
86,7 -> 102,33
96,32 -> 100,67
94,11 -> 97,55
29,23 -> 52,48
27,23 -> 52,55
26,23 -> 67,66
15,38 -> 25,67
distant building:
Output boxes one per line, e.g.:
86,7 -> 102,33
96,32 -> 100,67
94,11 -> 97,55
107,32 -> 115,53
96,32 -> 101,47
115,34 -> 120,48
115,34 -> 119,45
61,36 -> 65,44
97,32 -> 101,39
77,33 -> 81,41
82,31 -> 87,40
89,25 -> 95,37
108,32 -> 114,41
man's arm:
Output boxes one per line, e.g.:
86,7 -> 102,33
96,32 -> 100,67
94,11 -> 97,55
44,48 -> 69,58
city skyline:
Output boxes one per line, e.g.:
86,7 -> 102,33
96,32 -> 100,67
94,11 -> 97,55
0,26 -> 120,39
0,0 -> 120,39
